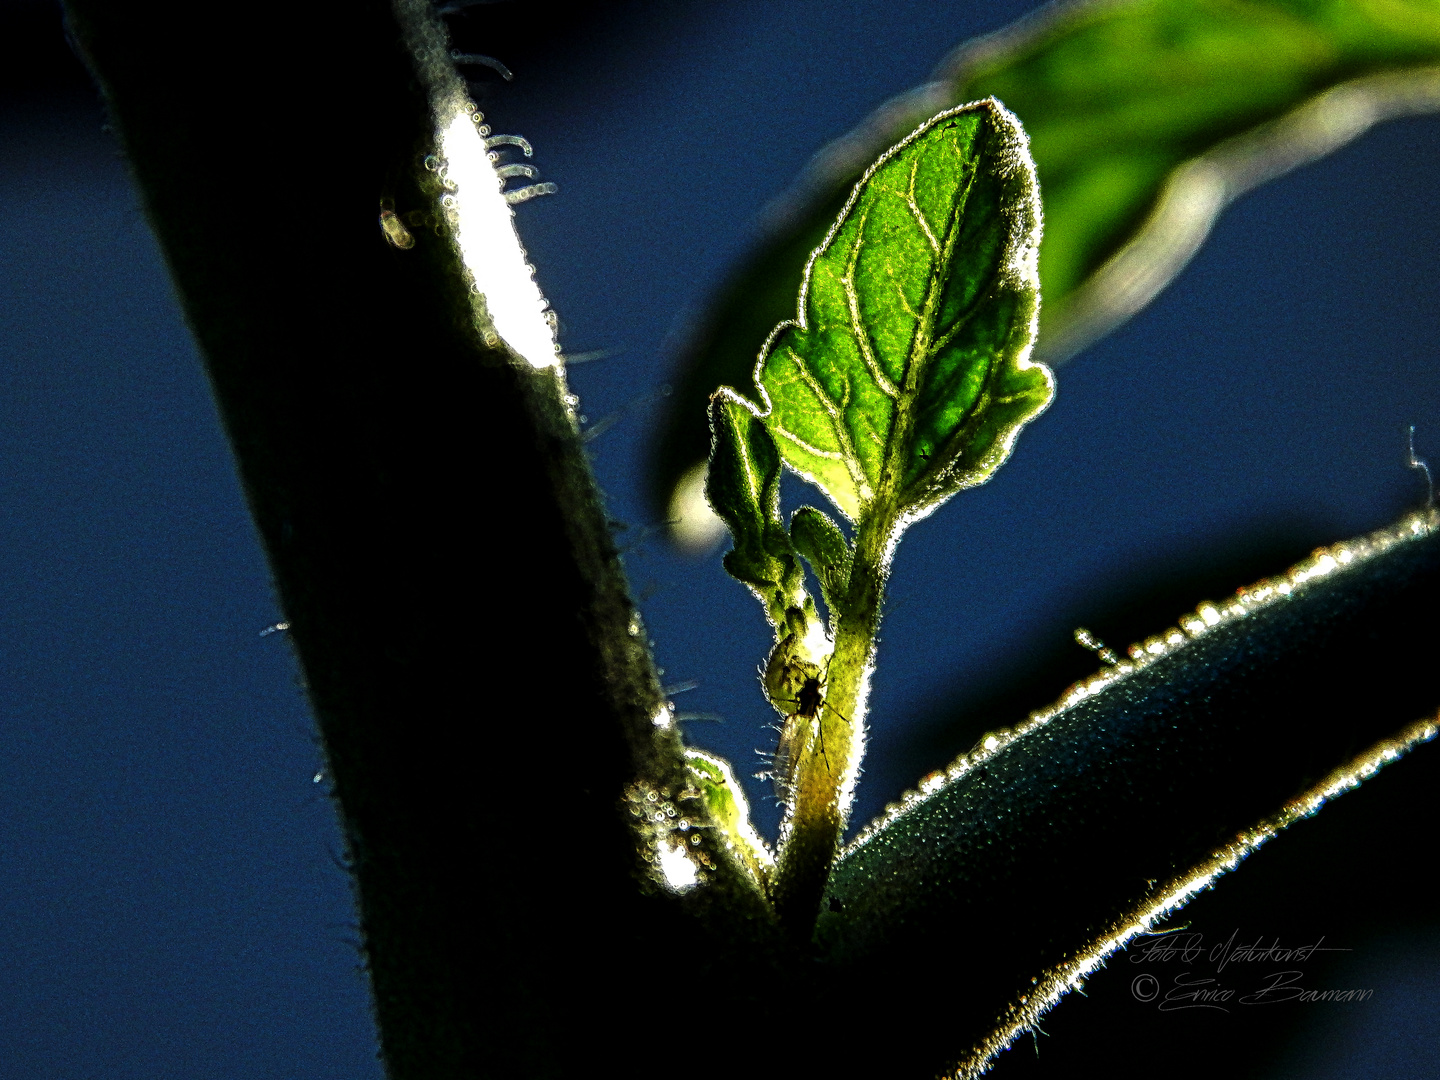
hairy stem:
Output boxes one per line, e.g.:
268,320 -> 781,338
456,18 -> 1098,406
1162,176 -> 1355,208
60,0 -> 776,1074
773,501 -> 893,933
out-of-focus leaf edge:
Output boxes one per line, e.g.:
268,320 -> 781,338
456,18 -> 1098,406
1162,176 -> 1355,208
649,0 -> 1440,527
1044,63 -> 1440,364
815,510 -> 1440,1079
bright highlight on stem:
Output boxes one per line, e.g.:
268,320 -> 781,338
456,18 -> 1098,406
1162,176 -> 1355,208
440,111 -> 560,369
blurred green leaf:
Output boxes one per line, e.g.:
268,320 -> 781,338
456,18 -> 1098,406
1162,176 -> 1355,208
654,0 -> 1440,530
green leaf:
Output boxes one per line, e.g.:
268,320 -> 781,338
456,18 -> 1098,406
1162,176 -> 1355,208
685,750 -> 774,891
789,506 -> 853,615
816,511 -> 1440,1077
975,0 -> 1440,311
653,0 -> 1440,527
705,389 -> 805,626
751,100 -> 1052,527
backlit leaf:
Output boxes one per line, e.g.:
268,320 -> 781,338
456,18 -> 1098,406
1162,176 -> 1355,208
749,100 -> 1051,528
705,389 -> 805,627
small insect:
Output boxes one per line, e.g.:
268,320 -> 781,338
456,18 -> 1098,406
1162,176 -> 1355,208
761,637 -> 851,802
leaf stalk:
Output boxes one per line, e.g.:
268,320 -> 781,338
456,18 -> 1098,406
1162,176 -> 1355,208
772,500 -> 893,932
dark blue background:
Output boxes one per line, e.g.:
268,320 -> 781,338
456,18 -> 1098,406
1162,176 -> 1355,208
3,1 -> 1437,1076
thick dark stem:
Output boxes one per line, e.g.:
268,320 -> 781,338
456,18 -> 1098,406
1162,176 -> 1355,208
59,2 -> 774,1076
54,5 -> 1440,1079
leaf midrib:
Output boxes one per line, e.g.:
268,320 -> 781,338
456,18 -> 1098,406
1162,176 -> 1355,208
870,135 -> 979,522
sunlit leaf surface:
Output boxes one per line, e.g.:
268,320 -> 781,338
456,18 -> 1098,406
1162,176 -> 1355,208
742,100 -> 1051,527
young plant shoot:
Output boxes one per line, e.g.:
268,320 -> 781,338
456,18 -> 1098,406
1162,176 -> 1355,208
64,0 -> 1440,1074
706,99 -> 1054,929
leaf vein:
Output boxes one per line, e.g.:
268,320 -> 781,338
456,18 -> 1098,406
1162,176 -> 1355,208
770,423 -> 844,461
784,345 -> 871,500
842,206 -> 900,401
929,262 -> 1002,357
906,155 -> 941,257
